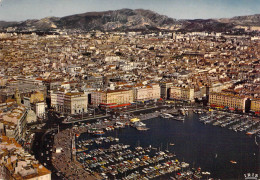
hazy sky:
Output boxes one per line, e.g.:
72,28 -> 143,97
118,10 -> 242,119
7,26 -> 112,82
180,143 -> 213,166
0,0 -> 260,21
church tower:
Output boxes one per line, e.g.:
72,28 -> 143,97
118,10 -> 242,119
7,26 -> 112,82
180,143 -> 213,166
15,88 -> 21,105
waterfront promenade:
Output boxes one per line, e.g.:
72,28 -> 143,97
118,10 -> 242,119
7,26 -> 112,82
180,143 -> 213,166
64,105 -> 160,124
52,128 -> 100,180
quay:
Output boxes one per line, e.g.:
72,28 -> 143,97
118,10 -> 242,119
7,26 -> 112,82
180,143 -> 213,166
64,105 -> 161,124
63,104 -> 187,124
64,114 -> 110,124
52,128 -> 101,180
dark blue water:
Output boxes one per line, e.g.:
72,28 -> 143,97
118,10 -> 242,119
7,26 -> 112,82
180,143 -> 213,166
99,112 -> 259,179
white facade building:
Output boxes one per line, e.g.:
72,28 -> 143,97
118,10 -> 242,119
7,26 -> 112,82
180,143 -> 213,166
35,102 -> 46,118
133,83 -> 161,102
64,92 -> 88,114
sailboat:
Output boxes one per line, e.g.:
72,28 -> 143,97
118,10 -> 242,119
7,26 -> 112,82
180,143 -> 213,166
166,143 -> 169,153
115,130 -> 119,142
136,140 -> 142,150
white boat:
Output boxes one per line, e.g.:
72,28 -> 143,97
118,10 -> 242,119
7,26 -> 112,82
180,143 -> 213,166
160,113 -> 174,118
174,116 -> 185,121
134,121 -> 146,127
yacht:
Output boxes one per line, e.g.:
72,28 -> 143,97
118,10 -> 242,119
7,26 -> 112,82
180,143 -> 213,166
94,130 -> 105,136
160,113 -> 174,119
133,121 -> 146,127
174,116 -> 185,121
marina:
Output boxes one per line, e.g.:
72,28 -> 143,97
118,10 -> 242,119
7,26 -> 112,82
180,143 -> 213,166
75,132 -> 208,180
198,110 -> 260,136
48,107 -> 259,179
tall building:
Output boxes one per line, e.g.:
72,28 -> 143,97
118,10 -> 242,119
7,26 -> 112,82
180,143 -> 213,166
50,90 -> 65,112
14,89 -> 21,105
33,102 -> 46,118
64,92 -> 88,114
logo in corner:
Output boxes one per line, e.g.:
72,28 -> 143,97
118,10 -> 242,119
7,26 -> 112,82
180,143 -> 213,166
244,173 -> 259,180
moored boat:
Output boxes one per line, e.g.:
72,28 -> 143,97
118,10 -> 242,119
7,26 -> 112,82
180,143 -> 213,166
94,130 -> 105,135
160,113 -> 174,119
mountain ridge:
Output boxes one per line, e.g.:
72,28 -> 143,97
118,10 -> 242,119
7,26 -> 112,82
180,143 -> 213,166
1,9 -> 260,32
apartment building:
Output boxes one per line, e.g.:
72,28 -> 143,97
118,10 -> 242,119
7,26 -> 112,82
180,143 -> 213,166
133,84 -> 161,102
169,85 -> 195,102
209,92 -> 249,112
50,90 -> 65,112
250,98 -> 260,114
51,91 -> 88,114
91,89 -> 133,106
64,92 -> 88,114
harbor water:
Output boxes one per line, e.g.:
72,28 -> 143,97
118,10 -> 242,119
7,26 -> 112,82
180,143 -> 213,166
78,112 -> 259,179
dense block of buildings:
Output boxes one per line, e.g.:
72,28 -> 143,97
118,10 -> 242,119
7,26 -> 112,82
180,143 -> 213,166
0,135 -> 51,180
0,82 -> 46,104
0,31 -> 259,112
0,100 -> 30,143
